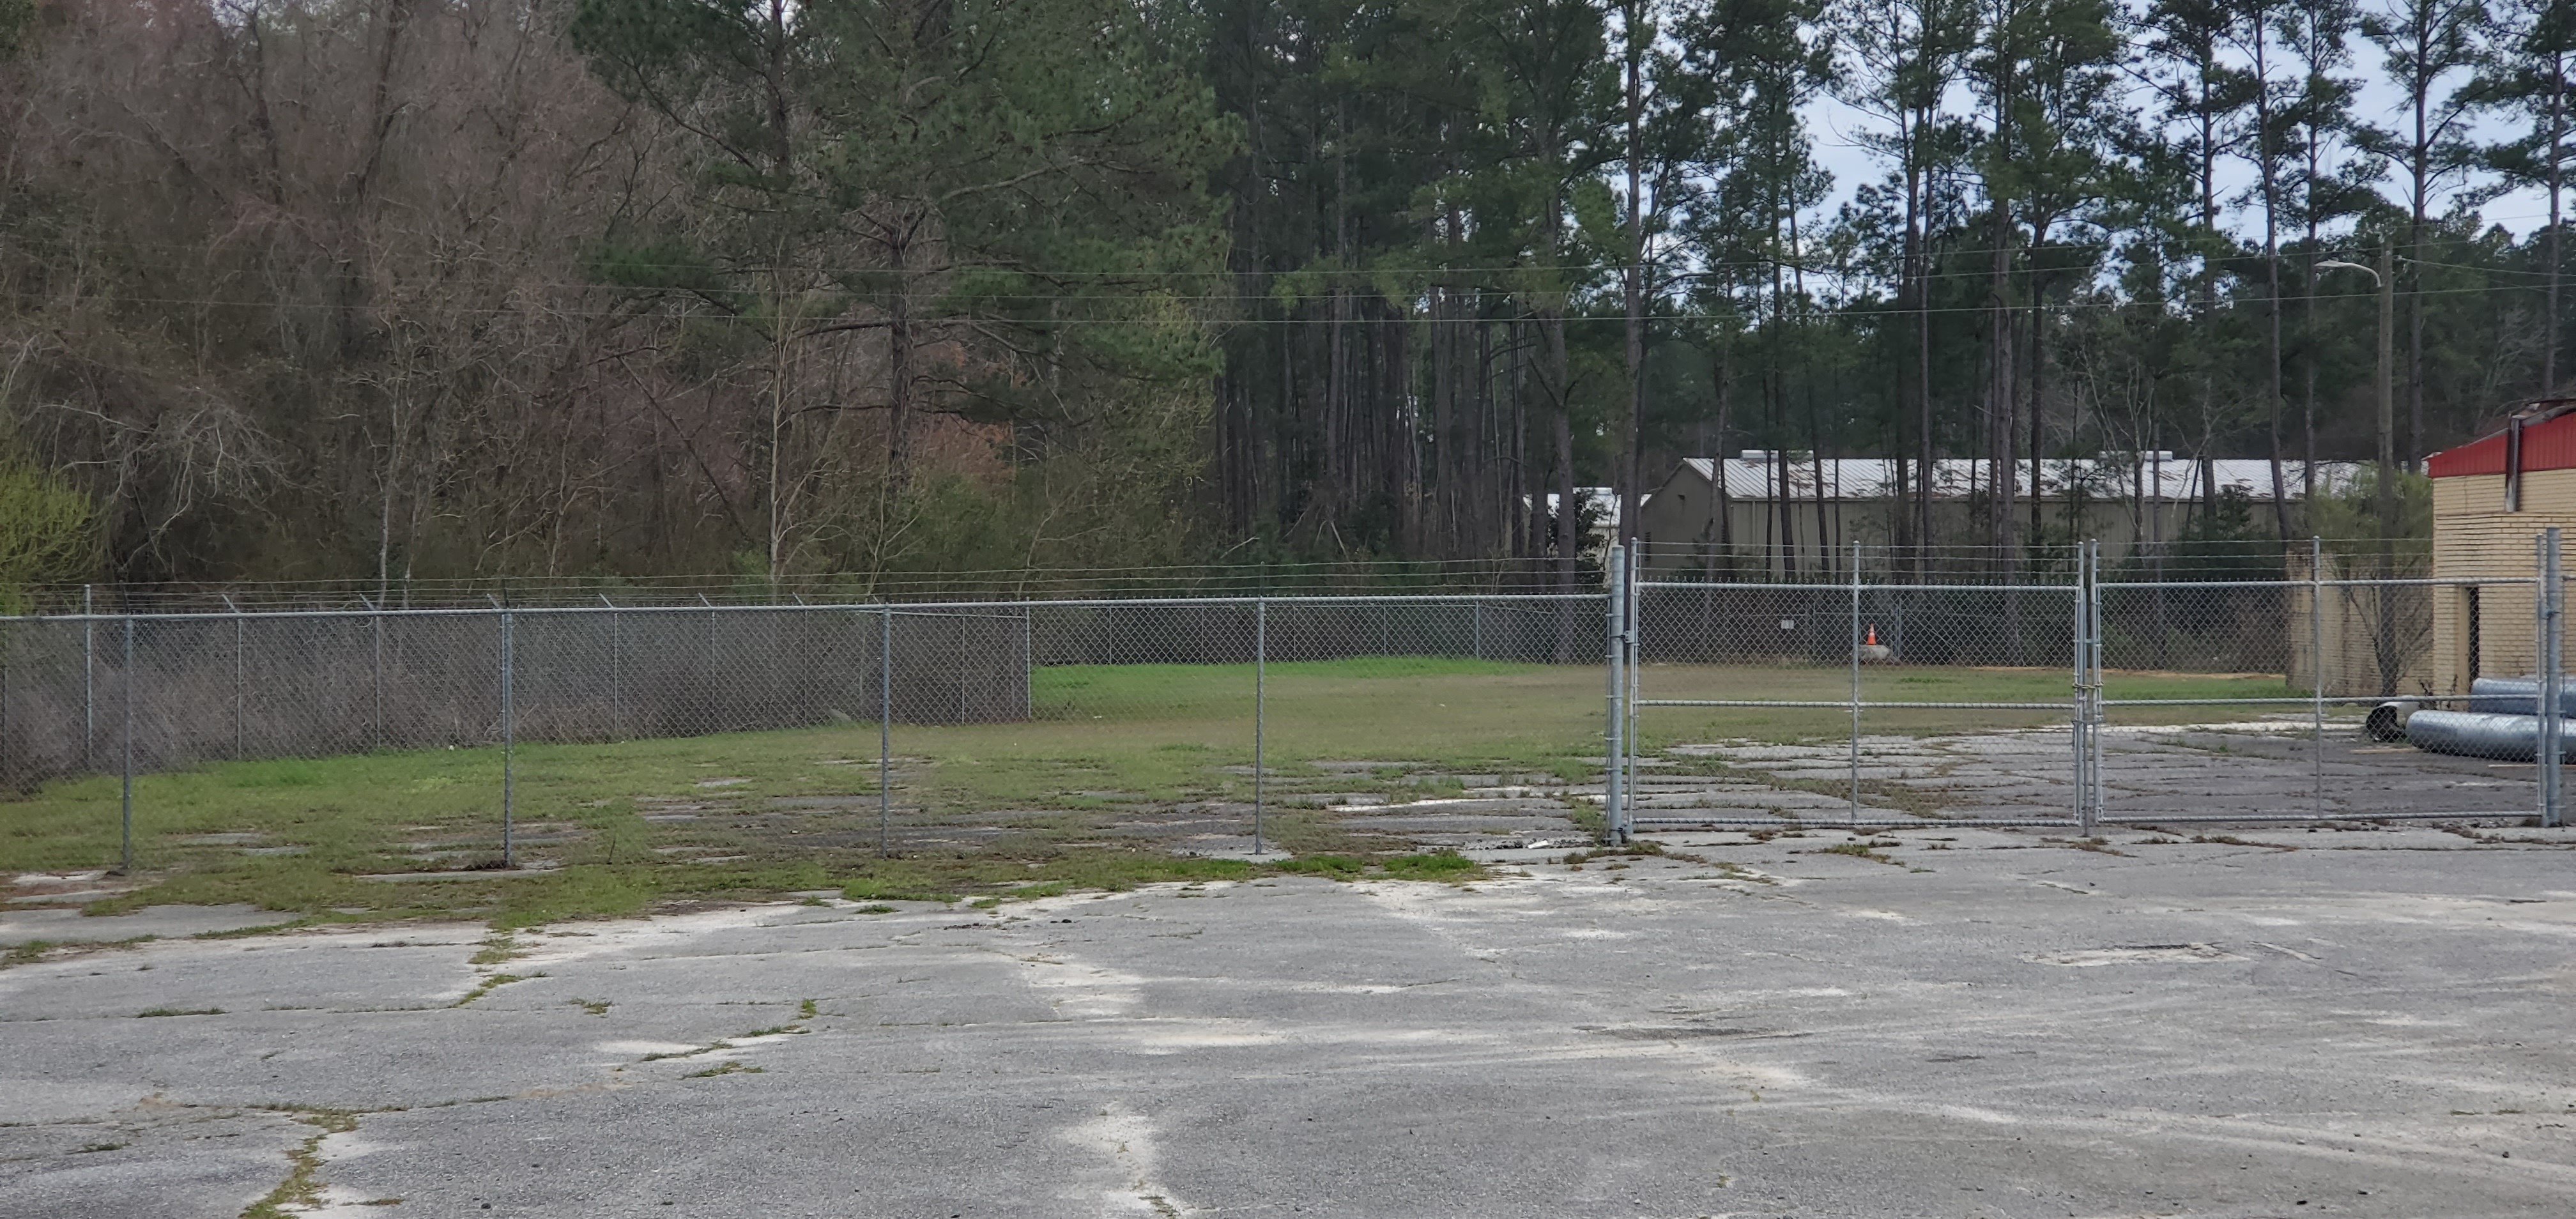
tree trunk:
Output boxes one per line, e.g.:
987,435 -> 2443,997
2028,252 -> 2046,549
1620,0 -> 1646,551
2407,34 -> 2430,468
1912,141 -> 1935,577
2551,45 -> 2567,396
2256,28 -> 2292,540
1988,199 -> 2015,565
887,227 -> 914,490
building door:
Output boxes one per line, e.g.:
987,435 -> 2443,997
2465,586 -> 2481,684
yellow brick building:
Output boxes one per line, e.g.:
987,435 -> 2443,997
2425,404 -> 2576,693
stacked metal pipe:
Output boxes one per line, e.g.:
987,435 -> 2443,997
2398,678 -> 2576,762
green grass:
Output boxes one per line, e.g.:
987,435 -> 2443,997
1633,663 -> 2306,743
0,656 -> 2295,925
1378,850 -> 1478,880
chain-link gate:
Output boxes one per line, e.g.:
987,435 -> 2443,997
1610,532 -> 2575,841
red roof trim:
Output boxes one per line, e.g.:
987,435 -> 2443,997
2428,431 -> 2509,478
2428,401 -> 2576,479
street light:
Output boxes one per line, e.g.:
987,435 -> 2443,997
2319,248 -> 2402,694
2316,251 -> 2396,525
2317,255 -> 2396,476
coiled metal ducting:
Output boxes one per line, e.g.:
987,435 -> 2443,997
2401,708 -> 2576,762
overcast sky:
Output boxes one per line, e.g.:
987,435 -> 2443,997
1800,43 -> 2553,249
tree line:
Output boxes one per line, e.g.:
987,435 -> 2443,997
0,0 -> 2565,601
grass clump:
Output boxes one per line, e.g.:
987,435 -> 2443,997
1379,850 -> 1480,880
1273,854 -> 1364,877
839,878 -> 957,904
1815,841 -> 1903,865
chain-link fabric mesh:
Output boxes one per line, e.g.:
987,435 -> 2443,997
1625,580 -> 2083,830
1616,540 -> 2573,832
5,599 -> 1570,870
13,546 -> 2576,882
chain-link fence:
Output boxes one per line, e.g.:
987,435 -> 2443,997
0,594 -> 1611,882
1607,535 -> 2571,839
16,538 -> 2570,891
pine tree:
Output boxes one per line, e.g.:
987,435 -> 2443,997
2358,0 -> 2492,466
2480,0 -> 2576,395
1832,0 -> 1977,560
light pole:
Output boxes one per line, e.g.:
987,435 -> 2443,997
2315,254 -> 2393,510
2319,249 -> 2399,693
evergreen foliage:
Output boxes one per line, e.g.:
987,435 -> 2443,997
0,0 -> 2562,590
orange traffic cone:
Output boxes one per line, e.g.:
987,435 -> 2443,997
1866,625 -> 1879,647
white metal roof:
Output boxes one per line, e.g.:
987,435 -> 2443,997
1673,456 -> 2365,502
1540,487 -> 1622,528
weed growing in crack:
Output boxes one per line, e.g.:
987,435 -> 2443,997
2045,837 -> 2131,856
1814,842 -> 1902,866
240,1108 -> 364,1219
450,973 -> 539,1008
640,1041 -> 733,1062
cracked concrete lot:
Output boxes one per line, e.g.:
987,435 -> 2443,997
4,826 -> 2574,1218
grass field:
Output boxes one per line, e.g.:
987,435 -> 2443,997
1,657 -> 2305,928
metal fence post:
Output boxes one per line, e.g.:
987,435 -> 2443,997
2093,540 -> 2107,827
700,594 -> 720,728
2540,528 -> 2564,828
119,614 -> 134,874
367,597 -> 386,750
1625,564 -> 1641,825
2071,546 -> 2086,831
224,595 -> 244,758
2310,535 -> 2326,818
1254,597 -> 1266,855
501,605 -> 518,866
1604,544 -> 1627,845
2075,542 -> 2098,836
1471,601 -> 1483,661
879,603 -> 893,855
1848,540 -> 1863,827
500,604 -> 516,870
602,594 -> 624,738
82,583 -> 93,769
0,615 -> 10,791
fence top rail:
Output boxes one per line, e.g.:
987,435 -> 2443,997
1638,580 -> 2080,593
2102,576 -> 2538,590
0,591 -> 1608,625
1639,576 -> 2537,593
